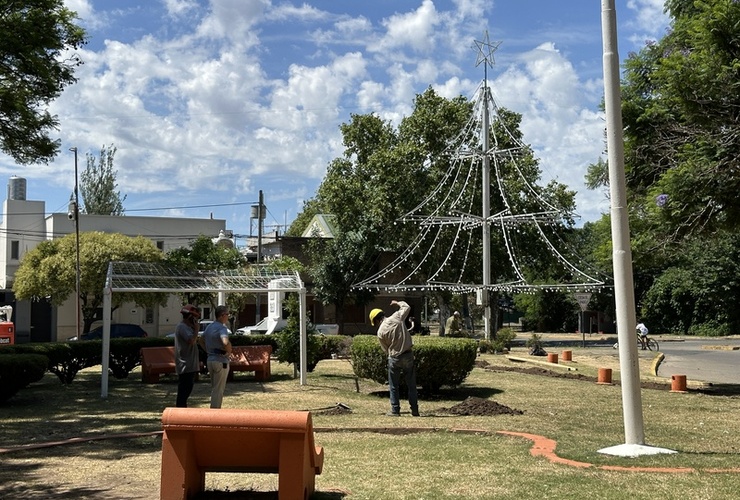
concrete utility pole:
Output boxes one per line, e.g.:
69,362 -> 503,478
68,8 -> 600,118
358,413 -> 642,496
69,147 -> 81,340
597,0 -> 675,457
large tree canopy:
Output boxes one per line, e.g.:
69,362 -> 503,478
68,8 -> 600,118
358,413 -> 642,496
295,87 -> 578,332
621,0 -> 740,237
0,0 -> 86,164
12,232 -> 164,333
586,0 -> 740,335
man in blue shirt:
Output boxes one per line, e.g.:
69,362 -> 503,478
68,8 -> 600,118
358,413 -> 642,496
201,305 -> 232,408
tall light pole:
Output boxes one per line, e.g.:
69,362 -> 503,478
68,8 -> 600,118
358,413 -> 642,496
255,190 -> 264,324
69,147 -> 81,340
597,0 -> 675,458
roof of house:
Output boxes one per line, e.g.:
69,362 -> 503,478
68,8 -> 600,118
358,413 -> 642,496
300,214 -> 336,238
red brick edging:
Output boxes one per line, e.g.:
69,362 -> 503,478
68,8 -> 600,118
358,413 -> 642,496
497,430 -> 740,474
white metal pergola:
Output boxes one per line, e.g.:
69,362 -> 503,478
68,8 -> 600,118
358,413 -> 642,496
99,261 -> 307,398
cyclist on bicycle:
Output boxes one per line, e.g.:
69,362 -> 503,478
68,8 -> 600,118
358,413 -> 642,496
636,320 -> 649,350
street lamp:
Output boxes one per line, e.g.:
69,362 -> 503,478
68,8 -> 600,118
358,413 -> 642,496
69,147 -> 81,340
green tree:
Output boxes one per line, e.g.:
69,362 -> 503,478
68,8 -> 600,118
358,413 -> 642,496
164,235 -> 247,310
0,0 -> 86,164
583,0 -> 740,335
81,144 -> 126,215
12,232 -> 165,333
300,87 -> 578,335
621,0 -> 740,238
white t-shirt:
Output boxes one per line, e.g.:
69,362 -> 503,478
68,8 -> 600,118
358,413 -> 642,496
636,323 -> 649,336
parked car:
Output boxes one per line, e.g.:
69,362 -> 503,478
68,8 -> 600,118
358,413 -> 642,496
234,320 -> 339,335
70,323 -> 148,341
199,320 -> 231,335
235,318 -> 287,335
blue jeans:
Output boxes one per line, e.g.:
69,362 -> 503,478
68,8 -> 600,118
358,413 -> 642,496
388,351 -> 418,413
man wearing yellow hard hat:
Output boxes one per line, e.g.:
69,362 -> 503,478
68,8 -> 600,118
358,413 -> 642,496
370,300 -> 419,417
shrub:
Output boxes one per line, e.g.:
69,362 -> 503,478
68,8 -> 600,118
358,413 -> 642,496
688,321 -> 731,337
478,339 -> 494,353
0,342 -> 100,384
526,333 -> 546,356
350,335 -> 478,393
0,353 -> 48,402
315,335 -> 350,360
230,334 -> 279,351
492,327 -> 517,352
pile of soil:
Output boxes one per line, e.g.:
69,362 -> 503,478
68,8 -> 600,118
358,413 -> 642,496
313,405 -> 353,416
437,396 -> 523,416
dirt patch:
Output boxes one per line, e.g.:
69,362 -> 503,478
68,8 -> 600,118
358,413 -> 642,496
475,359 -> 672,391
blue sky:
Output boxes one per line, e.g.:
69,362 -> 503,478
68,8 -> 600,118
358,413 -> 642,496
1,0 -> 669,241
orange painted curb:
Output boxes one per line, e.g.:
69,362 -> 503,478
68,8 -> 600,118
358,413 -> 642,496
497,431 -> 739,474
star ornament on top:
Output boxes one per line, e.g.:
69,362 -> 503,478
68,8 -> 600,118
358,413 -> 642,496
474,30 -> 502,68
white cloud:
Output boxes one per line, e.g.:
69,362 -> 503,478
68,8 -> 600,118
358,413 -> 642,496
2,1 -> 672,228
627,0 -> 669,33
374,0 -> 441,54
195,0 -> 267,43
163,0 -> 198,17
491,42 -> 607,222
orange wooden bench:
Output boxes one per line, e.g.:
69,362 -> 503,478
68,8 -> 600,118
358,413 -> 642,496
227,345 -> 272,381
160,407 -> 324,500
141,346 -> 176,383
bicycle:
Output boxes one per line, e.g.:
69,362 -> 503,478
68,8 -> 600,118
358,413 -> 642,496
612,332 -> 659,351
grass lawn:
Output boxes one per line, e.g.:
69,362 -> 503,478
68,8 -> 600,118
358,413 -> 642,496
1,346 -> 739,499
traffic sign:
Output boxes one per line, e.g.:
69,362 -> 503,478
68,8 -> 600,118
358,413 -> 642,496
574,293 -> 592,311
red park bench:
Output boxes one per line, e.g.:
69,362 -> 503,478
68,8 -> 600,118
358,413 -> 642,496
160,407 -> 324,500
140,346 -> 176,383
141,345 -> 271,383
227,345 -> 272,381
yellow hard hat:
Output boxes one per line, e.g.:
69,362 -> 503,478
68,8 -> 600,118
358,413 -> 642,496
369,308 -> 384,326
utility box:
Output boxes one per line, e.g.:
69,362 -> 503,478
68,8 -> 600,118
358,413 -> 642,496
0,305 -> 14,345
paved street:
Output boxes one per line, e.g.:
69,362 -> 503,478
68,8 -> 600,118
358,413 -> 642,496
532,333 -> 740,385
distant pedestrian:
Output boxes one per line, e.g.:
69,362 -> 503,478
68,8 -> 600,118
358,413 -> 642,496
202,305 -> 232,408
174,304 -> 201,407
370,300 -> 419,417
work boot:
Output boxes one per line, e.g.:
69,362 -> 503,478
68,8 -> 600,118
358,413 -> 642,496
411,410 -> 420,417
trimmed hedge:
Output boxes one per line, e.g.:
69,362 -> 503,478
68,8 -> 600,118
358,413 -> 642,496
350,335 -> 478,393
0,353 -> 48,402
0,342 -> 101,384
0,332 -> 332,387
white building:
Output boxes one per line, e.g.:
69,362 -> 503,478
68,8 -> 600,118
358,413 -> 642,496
0,176 -> 228,342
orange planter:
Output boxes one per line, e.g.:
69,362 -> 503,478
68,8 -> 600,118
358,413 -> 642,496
597,367 -> 612,385
671,374 -> 688,393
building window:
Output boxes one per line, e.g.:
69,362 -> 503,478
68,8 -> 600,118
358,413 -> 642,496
144,307 -> 154,324
10,241 -> 19,260
156,241 -> 164,251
